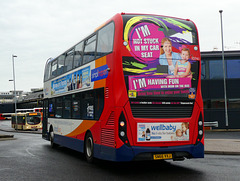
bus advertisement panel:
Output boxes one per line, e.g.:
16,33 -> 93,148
51,66 -> 91,95
122,15 -> 199,101
137,122 -> 189,142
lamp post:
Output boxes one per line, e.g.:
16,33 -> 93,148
219,10 -> 229,128
12,55 -> 18,130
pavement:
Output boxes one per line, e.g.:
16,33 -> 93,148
204,130 -> 240,155
0,134 -> 15,141
0,120 -> 239,155
205,138 -> 240,155
0,120 -> 42,141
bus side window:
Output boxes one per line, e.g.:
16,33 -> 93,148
96,22 -> 114,59
51,59 -> 58,78
82,91 -> 94,120
55,97 -> 63,118
44,61 -> 52,81
65,49 -> 74,72
63,95 -> 71,119
72,93 -> 81,119
83,35 -> 96,64
73,42 -> 83,68
95,88 -> 104,120
19,116 -> 24,125
57,54 -> 66,76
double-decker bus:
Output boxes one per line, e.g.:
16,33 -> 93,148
0,113 -> 12,120
0,114 -> 6,120
42,13 -> 204,162
11,112 -> 42,130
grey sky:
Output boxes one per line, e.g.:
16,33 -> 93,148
0,0 -> 239,92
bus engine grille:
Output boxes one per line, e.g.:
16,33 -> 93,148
130,104 -> 193,118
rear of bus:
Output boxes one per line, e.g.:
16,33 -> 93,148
112,14 -> 204,161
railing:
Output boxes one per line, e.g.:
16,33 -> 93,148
204,121 -> 218,128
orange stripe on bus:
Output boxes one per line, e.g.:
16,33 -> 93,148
95,56 -> 106,68
93,56 -> 107,89
94,79 -> 106,89
66,120 -> 97,137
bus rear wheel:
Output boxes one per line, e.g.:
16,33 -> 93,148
84,132 -> 94,163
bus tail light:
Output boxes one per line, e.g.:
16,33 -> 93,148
195,113 -> 204,145
120,121 -> 125,127
119,112 -> 130,146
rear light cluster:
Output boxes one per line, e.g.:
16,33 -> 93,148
119,112 -> 130,147
195,113 -> 203,145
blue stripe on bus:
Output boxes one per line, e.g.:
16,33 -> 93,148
54,134 -> 84,153
52,134 -> 204,161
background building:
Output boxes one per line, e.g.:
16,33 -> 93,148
201,50 -> 240,129
17,88 -> 43,109
0,91 -> 23,113
0,89 -> 43,113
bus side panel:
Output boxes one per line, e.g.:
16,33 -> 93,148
94,143 -> 135,162
54,134 -> 84,153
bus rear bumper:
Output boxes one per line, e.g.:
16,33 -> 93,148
99,143 -> 204,162
132,143 -> 204,161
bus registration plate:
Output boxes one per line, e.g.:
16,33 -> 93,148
153,153 -> 172,160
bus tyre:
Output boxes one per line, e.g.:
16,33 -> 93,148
50,130 -> 56,148
84,132 -> 94,163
